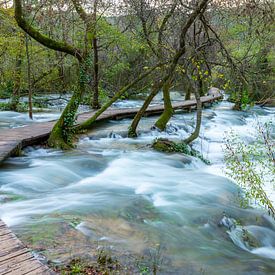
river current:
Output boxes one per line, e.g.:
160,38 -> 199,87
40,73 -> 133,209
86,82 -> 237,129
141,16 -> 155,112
0,99 -> 274,274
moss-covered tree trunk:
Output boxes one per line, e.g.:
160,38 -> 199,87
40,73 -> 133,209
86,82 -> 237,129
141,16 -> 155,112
14,0 -> 85,148
185,87 -> 191,100
184,80 -> 202,144
154,78 -> 174,131
128,0 -> 209,136
128,79 -> 165,137
233,84 -> 243,111
48,62 -> 86,149
77,65 -> 161,131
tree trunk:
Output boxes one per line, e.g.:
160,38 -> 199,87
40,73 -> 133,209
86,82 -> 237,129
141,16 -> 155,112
57,52 -> 66,92
184,80 -> 202,144
92,36 -> 100,109
128,80 -> 165,137
25,34 -> 33,119
14,0 -> 86,148
185,88 -> 191,100
198,78 -> 204,96
233,85 -> 243,111
129,0 -> 210,136
48,61 -> 86,149
78,65 -> 161,132
10,36 -> 24,111
154,78 -> 174,131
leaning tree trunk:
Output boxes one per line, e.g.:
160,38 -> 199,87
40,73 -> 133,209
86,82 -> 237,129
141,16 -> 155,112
77,64 -> 161,132
128,0 -> 210,137
184,80 -> 203,144
154,78 -> 174,131
128,79 -> 165,137
14,0 -> 86,148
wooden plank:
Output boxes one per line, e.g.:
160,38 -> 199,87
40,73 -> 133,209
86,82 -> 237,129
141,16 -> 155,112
26,266 -> 54,275
0,248 -> 30,262
1,258 -> 44,274
0,89 -> 222,164
0,241 -> 24,255
0,221 -> 54,274
0,252 -> 34,271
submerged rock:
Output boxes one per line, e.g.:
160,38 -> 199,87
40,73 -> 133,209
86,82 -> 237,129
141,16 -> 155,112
242,228 -> 260,248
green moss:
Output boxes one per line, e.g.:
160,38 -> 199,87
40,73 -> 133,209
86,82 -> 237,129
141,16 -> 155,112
128,126 -> 138,138
53,252 -> 121,274
154,108 -> 174,131
242,229 -> 260,249
152,138 -> 210,164
48,123 -> 73,150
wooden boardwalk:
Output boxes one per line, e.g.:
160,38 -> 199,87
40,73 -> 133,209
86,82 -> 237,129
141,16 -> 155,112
0,88 -> 222,164
0,88 -> 222,274
0,220 -> 54,274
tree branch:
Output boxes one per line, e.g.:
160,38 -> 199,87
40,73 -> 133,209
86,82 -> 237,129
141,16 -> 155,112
14,0 -> 83,60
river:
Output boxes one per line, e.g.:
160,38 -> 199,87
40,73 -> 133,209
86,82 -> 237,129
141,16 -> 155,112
0,98 -> 274,274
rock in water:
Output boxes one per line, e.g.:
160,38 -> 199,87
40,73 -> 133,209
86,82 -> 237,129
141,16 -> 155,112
218,212 -> 236,231
241,229 -> 260,249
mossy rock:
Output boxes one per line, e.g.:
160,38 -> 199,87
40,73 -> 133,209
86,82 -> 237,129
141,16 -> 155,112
119,198 -> 160,223
152,138 -> 210,164
242,229 -> 260,249
152,138 -> 180,153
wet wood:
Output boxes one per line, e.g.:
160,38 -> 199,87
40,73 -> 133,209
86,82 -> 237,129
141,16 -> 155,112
0,222 -> 54,275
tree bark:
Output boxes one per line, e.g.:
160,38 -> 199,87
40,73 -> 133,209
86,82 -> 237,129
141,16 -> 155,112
14,0 -> 89,148
25,34 -> 33,119
184,80 -> 202,144
128,0 -> 209,136
48,62 -> 86,149
154,78 -> 174,131
77,64 -> 162,131
10,35 -> 24,111
128,79 -> 165,137
14,0 -> 82,59
92,36 -> 100,109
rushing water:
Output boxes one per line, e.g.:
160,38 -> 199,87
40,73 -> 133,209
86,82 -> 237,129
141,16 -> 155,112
0,99 -> 274,274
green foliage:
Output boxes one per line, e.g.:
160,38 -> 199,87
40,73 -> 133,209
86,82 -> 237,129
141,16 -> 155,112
0,81 -> 13,98
0,102 -> 29,112
210,8 -> 274,108
224,120 -> 275,216
62,112 -> 76,145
